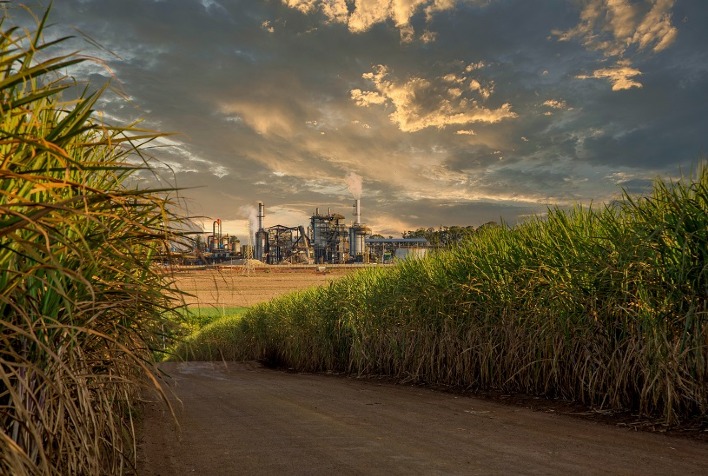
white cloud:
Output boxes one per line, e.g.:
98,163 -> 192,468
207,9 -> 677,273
419,29 -> 437,43
542,99 -> 569,110
350,88 -> 387,107
283,0 -> 319,14
351,120 -> 372,129
321,0 -> 349,23
218,101 -> 296,137
351,64 -> 517,132
465,61 -> 486,72
282,0 -> 488,42
606,171 -> 634,184
555,0 -> 677,56
632,0 -> 678,53
469,79 -> 493,100
577,61 -> 643,91
262,20 -> 275,33
149,136 -> 230,178
555,0 -> 678,90
200,0 -> 228,15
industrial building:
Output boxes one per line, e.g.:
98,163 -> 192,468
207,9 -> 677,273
193,199 -> 429,265
252,199 -> 375,264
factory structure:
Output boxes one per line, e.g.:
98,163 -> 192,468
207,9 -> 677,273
195,199 -> 428,265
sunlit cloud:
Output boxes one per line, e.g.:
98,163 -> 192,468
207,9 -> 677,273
543,99 -> 568,110
27,0 -> 703,236
350,64 -> 517,132
577,61 -> 643,91
261,20 -> 275,33
281,0 -> 489,42
200,0 -> 228,15
218,101 -> 297,137
555,0 -> 677,56
554,0 -> 678,91
146,136 -> 230,178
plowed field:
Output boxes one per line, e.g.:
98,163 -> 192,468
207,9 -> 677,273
172,265 -> 361,308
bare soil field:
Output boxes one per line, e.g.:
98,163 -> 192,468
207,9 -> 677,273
171,265 -> 362,308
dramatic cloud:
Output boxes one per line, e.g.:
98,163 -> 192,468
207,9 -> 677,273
543,99 -> 568,110
576,61 -> 643,91
555,0 -> 678,55
555,0 -> 678,90
282,0 -> 487,42
350,64 -> 517,132
10,0 -> 704,238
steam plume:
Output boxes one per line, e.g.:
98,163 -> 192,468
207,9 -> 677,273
345,172 -> 362,199
239,205 -> 258,240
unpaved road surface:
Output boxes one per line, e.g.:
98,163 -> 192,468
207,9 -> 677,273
137,362 -> 708,475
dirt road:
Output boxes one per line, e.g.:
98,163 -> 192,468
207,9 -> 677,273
137,361 -> 708,475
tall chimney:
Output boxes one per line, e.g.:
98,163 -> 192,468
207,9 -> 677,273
354,199 -> 361,225
257,202 -> 264,231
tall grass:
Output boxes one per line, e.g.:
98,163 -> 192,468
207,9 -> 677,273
179,167 -> 708,425
1,8 -> 186,475
181,305 -> 249,334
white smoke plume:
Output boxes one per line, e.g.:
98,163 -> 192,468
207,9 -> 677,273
239,205 -> 259,242
345,172 -> 363,199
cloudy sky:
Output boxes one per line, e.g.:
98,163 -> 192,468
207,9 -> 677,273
10,0 -> 708,239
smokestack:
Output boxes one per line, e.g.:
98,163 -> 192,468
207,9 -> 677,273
354,199 -> 361,225
257,202 -> 264,231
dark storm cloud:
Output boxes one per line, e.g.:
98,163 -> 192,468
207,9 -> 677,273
9,0 -> 707,239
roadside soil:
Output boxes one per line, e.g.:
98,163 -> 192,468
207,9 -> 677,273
137,266 -> 707,474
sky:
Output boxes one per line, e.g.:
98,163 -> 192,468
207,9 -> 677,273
8,0 -> 708,240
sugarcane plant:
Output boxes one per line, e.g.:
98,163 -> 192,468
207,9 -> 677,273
1,6 -> 186,475
180,166 -> 708,426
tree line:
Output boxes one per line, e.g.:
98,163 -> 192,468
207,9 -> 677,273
401,223 -> 498,247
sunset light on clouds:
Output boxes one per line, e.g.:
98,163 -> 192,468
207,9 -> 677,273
13,0 -> 707,238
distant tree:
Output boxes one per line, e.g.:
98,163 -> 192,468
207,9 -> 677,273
402,225 -> 478,247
